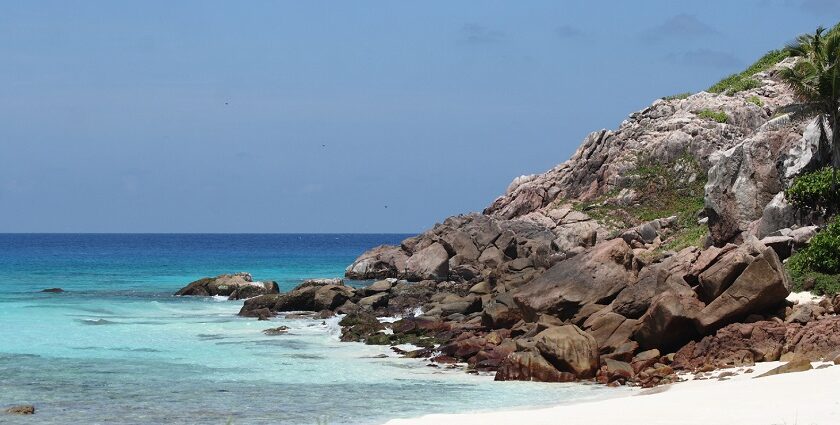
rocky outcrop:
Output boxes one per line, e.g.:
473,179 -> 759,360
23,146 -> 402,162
695,240 -> 791,331
534,325 -> 600,378
672,321 -> 791,370
344,245 -> 408,280
175,273 -> 279,300
513,239 -> 635,321
239,279 -> 354,318
633,291 -> 705,353
495,351 -> 577,382
270,55 -> 836,388
673,316 -> 840,372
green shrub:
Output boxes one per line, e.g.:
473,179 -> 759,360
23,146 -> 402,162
696,109 -> 728,123
789,218 -> 840,274
746,96 -> 764,107
708,49 -> 788,94
790,272 -> 840,295
728,78 -> 761,93
662,92 -> 693,101
787,217 -> 840,295
785,167 -> 840,215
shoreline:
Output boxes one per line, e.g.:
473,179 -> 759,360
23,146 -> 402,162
383,360 -> 840,425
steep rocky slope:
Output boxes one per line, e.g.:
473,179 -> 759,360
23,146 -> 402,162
346,56 -> 821,285
242,51 -> 838,387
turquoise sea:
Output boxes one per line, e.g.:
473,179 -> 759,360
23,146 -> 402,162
0,234 -> 621,424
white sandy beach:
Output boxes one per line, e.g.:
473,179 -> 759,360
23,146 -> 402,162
385,361 -> 840,425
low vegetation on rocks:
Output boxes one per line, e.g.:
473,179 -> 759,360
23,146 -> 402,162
707,49 -> 787,95
661,92 -> 692,101
785,167 -> 840,216
695,108 -> 728,123
787,217 -> 840,295
575,153 -> 707,257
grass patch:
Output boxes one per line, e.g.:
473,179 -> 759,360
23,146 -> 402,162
575,154 -> 706,234
696,109 -> 728,123
660,222 -> 708,252
746,96 -> 764,107
661,92 -> 693,101
708,49 -> 787,94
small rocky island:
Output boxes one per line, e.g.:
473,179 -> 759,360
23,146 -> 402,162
175,272 -> 279,300
235,25 -> 840,389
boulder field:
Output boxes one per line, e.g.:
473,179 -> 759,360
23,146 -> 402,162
237,57 -> 840,387
239,235 -> 839,387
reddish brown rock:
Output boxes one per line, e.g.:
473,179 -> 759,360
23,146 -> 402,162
697,248 -> 790,331
494,351 -> 577,382
672,321 -> 791,371
784,316 -> 840,361
513,239 -> 635,321
534,325 -> 600,378
633,291 -> 705,352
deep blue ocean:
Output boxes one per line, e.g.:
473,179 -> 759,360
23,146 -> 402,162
0,234 -> 618,424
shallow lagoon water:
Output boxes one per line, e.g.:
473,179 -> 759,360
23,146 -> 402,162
0,234 -> 624,424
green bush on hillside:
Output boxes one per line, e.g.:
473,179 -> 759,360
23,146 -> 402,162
708,49 -> 788,94
787,217 -> 840,295
785,167 -> 840,215
696,109 -> 728,123
661,92 -> 693,101
746,96 -> 763,107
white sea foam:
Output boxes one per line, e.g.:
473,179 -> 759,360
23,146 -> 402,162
323,314 -> 345,338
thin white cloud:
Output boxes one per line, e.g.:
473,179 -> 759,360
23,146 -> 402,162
641,14 -> 719,41
460,23 -> 506,44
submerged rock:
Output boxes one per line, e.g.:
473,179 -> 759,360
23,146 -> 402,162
5,405 -> 35,415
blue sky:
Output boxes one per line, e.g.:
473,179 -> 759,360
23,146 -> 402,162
1,1 -> 838,233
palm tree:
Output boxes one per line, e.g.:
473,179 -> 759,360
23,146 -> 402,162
780,26 -> 840,189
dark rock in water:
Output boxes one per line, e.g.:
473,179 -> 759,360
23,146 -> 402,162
263,326 -> 290,336
40,288 -> 64,293
237,279 -> 355,317
338,311 -> 385,343
5,405 -> 35,415
175,273 -> 279,300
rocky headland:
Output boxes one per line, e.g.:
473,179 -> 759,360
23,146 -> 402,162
236,38 -> 840,388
